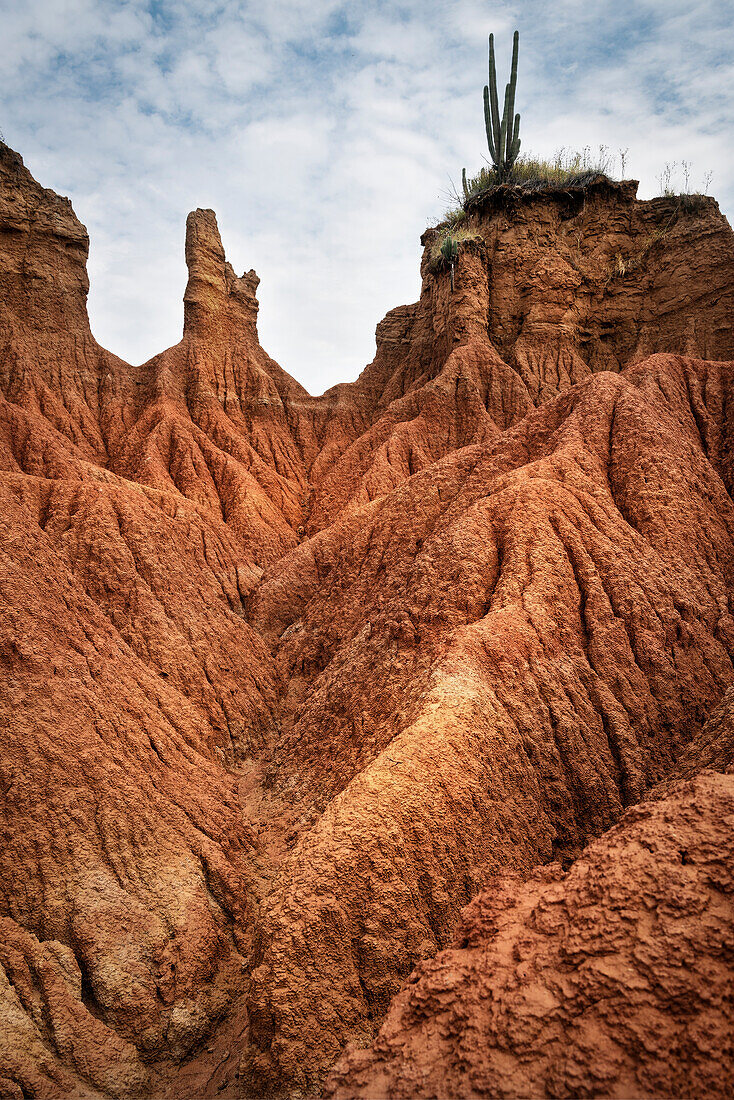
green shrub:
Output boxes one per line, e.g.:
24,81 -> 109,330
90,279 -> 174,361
678,192 -> 710,214
428,224 -> 483,289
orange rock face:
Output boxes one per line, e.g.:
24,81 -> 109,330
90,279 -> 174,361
0,141 -> 733,1098
326,767 -> 734,1100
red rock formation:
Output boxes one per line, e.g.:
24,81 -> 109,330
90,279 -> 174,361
1,141 -> 733,1099
0,144 -> 283,1097
326,767 -> 734,1100
458,179 -> 734,400
242,352 -> 734,1093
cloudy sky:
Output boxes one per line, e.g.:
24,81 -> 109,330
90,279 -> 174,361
2,0 -> 732,393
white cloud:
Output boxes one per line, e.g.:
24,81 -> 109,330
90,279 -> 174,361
1,0 -> 732,393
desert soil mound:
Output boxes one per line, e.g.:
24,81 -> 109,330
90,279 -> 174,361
0,141 -> 733,1098
327,763 -> 734,1100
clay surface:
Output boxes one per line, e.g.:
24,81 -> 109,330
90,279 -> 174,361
327,767 -> 734,1100
1,141 -> 733,1098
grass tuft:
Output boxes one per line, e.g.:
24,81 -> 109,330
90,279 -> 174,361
446,146 -> 620,221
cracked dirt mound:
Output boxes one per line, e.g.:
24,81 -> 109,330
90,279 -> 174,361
326,764 -> 734,1100
1,140 -> 733,1098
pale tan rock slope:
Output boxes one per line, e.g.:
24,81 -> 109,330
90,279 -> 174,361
0,140 -> 733,1098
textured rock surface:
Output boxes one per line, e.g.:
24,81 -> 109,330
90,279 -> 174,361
326,768 -> 734,1100
1,141 -> 733,1098
243,352 -> 734,1093
453,179 -> 734,401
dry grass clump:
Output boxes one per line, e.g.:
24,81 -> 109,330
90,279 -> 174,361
452,145 -> 619,215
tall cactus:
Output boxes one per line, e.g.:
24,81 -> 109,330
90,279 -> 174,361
484,30 -> 521,182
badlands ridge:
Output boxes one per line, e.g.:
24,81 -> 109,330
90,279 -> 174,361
0,141 -> 733,1098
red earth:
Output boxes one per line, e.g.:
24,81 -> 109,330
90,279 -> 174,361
1,141 -> 733,1098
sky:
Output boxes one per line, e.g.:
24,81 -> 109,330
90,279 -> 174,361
2,0 -> 732,395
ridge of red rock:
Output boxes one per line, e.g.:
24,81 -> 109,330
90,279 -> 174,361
1,141 -> 733,1099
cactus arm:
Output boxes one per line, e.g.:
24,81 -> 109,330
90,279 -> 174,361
499,81 -> 512,176
483,86 -> 497,163
504,31 -> 519,165
462,167 -> 469,201
487,35 -> 501,160
510,113 -> 521,162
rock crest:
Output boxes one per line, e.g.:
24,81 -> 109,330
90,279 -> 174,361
183,208 -> 260,340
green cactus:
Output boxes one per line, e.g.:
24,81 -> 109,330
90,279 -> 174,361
484,30 -> 521,182
440,234 -> 459,291
440,235 -> 459,263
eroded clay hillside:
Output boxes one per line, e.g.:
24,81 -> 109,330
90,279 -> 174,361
327,760 -> 734,1100
0,140 -> 733,1099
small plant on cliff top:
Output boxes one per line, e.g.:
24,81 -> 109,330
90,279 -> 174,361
655,161 -> 714,212
429,224 -> 482,290
440,234 -> 460,291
